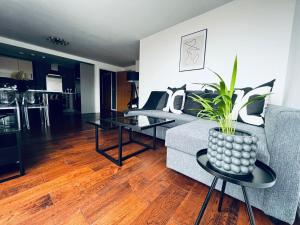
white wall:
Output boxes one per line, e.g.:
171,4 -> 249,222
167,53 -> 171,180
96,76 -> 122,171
93,64 -> 101,113
80,63 -> 97,113
123,65 -> 136,71
139,0 -> 296,107
135,60 -> 140,72
284,0 -> 300,109
123,60 -> 140,72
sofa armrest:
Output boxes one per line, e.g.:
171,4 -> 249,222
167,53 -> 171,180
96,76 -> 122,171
263,105 -> 300,224
124,108 -> 143,114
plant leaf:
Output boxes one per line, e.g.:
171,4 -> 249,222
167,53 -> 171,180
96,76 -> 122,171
229,56 -> 237,97
191,82 -> 220,92
207,68 -> 226,85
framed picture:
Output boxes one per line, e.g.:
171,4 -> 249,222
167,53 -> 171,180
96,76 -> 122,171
179,29 -> 207,72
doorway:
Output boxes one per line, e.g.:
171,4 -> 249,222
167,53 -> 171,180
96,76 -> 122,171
100,70 -> 116,113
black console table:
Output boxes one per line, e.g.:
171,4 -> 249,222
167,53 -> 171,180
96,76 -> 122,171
0,127 -> 25,183
194,149 -> 276,225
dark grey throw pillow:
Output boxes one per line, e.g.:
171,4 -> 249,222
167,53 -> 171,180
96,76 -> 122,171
142,91 -> 168,110
173,95 -> 184,110
183,91 -> 204,116
183,90 -> 218,116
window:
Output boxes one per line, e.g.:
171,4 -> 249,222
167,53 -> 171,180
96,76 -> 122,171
46,74 -> 62,92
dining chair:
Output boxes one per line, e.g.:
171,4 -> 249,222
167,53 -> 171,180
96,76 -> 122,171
0,88 -> 21,129
22,91 -> 50,130
0,114 -> 9,128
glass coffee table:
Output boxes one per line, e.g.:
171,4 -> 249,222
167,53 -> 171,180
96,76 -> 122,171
88,114 -> 175,166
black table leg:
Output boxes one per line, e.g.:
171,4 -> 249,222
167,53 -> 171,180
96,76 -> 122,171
153,126 -> 156,150
242,186 -> 256,225
129,128 -> 132,142
16,131 -> 25,175
194,177 -> 218,225
118,126 -> 123,166
95,126 -> 99,150
218,180 -> 226,212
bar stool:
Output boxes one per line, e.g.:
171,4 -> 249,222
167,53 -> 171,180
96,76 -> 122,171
0,88 -> 21,129
23,91 -> 50,130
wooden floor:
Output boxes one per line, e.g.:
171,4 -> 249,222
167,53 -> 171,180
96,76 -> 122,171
0,117 -> 297,225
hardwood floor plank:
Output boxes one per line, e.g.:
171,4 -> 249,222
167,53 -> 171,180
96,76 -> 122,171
0,167 -> 94,208
81,182 -> 133,224
0,193 -> 53,224
62,210 -> 89,225
131,184 -> 188,225
93,194 -> 148,225
168,182 -> 209,225
156,167 -> 196,192
0,174 -> 44,200
237,203 -> 251,225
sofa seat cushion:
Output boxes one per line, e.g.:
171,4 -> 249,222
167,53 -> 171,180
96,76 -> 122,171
165,119 -> 270,164
126,110 -> 197,127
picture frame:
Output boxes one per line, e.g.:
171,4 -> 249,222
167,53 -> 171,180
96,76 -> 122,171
179,29 -> 207,72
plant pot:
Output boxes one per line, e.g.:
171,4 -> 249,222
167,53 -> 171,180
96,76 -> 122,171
207,127 -> 258,175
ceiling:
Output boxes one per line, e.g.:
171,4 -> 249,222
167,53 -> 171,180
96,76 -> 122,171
0,0 -> 232,67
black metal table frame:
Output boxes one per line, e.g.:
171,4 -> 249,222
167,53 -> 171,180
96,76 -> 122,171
194,177 -> 256,225
194,149 -> 276,225
95,125 -> 157,166
0,129 -> 25,183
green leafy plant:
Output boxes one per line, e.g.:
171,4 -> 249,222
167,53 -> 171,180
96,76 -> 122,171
11,71 -> 30,80
189,56 -> 269,135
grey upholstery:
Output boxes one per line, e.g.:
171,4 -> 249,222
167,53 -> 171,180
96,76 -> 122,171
262,105 -> 300,223
126,109 -> 197,127
127,104 -> 300,224
165,118 -> 270,164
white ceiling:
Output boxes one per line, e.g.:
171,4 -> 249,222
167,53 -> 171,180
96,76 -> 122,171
0,0 -> 232,67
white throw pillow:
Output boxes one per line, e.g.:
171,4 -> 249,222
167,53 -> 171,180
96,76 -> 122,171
169,89 -> 186,114
162,85 -> 186,114
231,80 -> 275,127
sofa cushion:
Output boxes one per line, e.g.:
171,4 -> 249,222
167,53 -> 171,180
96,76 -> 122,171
142,91 -> 168,110
165,119 -> 270,164
163,85 -> 186,114
126,110 -> 197,127
183,90 -> 218,116
182,91 -> 204,116
232,79 -> 275,127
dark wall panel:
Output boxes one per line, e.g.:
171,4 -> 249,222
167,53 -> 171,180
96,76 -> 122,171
32,61 -> 50,89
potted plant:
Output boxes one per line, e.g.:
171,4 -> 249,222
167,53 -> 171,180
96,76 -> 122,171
190,56 -> 269,175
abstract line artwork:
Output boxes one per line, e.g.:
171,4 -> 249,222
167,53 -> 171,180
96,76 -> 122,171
179,29 -> 207,72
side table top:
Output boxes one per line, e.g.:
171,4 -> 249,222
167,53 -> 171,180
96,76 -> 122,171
196,149 -> 276,188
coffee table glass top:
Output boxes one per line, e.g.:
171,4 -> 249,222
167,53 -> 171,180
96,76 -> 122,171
89,114 -> 175,130
197,149 -> 276,189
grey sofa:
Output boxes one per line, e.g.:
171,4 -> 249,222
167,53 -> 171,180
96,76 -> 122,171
127,104 -> 300,224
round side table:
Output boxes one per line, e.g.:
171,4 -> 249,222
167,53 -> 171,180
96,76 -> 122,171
194,149 -> 276,225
